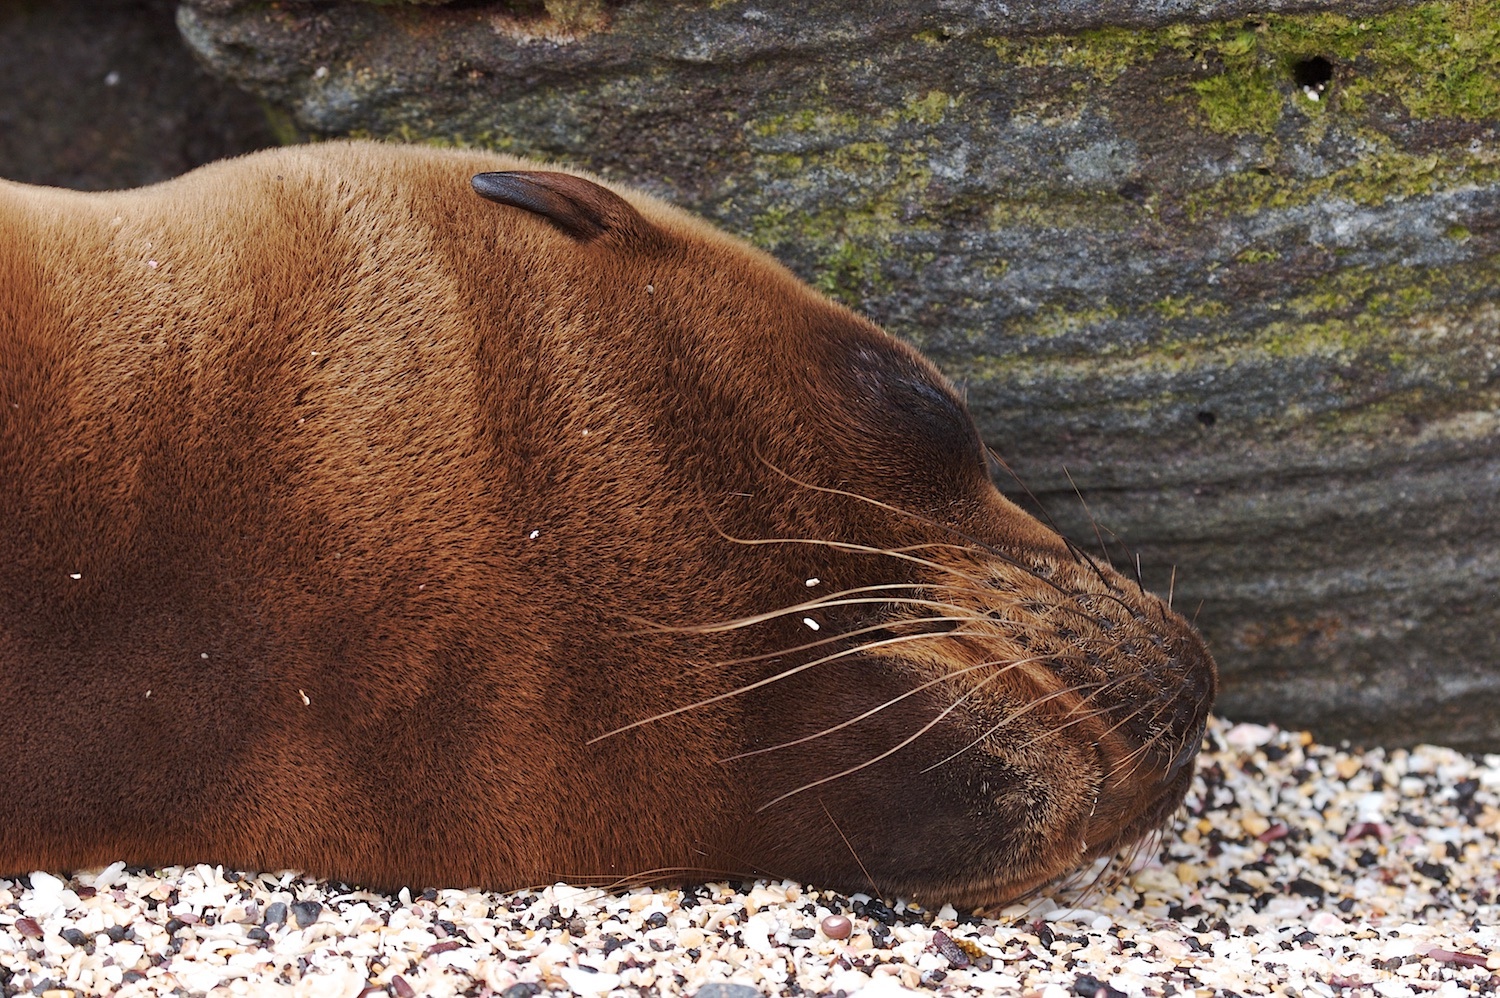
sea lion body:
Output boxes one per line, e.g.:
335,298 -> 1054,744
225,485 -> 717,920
0,142 -> 1215,907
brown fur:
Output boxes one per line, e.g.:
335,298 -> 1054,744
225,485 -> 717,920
0,142 -> 1216,907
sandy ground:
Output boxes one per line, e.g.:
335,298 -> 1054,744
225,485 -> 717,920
2,715 -> 1497,998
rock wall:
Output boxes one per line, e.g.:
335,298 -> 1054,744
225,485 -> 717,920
161,1 -> 1500,747
0,0 -> 274,191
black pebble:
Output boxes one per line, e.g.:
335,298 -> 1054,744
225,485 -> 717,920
291,901 -> 323,928
789,927 -> 816,940
421,888 -> 439,901
692,985 -> 762,998
931,930 -> 969,969
1287,878 -> 1326,899
60,928 -> 88,948
106,925 -> 134,942
567,917 -> 588,936
1072,974 -> 1128,998
262,902 -> 288,927
869,923 -> 892,949
602,935 -> 626,955
500,984 -> 541,998
247,927 -> 270,943
856,898 -> 898,924
643,912 -> 669,930
1415,861 -> 1450,884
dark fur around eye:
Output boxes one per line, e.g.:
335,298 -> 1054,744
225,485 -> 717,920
842,344 -> 986,475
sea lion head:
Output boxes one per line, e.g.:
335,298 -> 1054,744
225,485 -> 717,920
468,164 -> 1218,908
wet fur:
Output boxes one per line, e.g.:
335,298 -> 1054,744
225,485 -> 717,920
0,142 -> 1216,907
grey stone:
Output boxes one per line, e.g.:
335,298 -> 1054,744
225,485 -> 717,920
0,0 -> 275,191
693,985 -> 763,998
171,0 -> 1500,749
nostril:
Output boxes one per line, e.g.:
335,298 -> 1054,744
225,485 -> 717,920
1167,720 -> 1209,778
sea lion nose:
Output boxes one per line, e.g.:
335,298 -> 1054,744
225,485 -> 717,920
1167,717 -> 1209,778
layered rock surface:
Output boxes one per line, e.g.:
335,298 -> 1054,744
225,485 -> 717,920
167,0 -> 1500,748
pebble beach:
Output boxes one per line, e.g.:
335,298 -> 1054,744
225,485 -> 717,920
2,716 -> 1497,998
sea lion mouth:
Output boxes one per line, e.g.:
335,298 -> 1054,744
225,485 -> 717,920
807,538 -> 1220,904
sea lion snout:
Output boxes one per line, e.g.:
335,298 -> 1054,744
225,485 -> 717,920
774,523 -> 1218,905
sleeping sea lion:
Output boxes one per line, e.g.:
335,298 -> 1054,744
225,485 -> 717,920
0,141 -> 1216,907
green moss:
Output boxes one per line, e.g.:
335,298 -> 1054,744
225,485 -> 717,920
1235,248 -> 1281,264
1017,302 -> 1123,339
1337,4 -> 1500,121
989,1 -> 1500,137
542,0 -> 606,31
1185,148 -> 1500,219
748,107 -> 863,138
985,193 -> 1144,232
749,94 -> 956,141
741,96 -> 971,303
1276,263 -> 1447,326
745,146 -> 938,303
1447,224 -> 1473,241
969,309 -> 1404,382
970,254 -> 1478,390
260,101 -> 306,146
813,241 -> 891,298
985,28 -> 1160,83
904,89 -> 958,125
1191,69 -> 1281,135
1152,295 -> 1194,321
1286,267 -> 1380,317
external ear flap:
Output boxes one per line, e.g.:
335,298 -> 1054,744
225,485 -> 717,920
471,170 -> 654,246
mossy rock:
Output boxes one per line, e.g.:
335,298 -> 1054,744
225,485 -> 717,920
179,0 -> 1500,749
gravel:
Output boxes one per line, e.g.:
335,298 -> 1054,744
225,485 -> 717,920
2,715 -> 1497,997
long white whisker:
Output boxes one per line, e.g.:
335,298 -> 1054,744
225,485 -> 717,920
713,532 -> 989,582
586,630 -> 966,744
918,680 -> 1102,773
685,614 -> 975,672
754,670 -> 1005,812
665,592 -> 980,635
718,657 -> 1003,763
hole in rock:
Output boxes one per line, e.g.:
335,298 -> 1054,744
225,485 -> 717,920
1291,56 -> 1334,89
